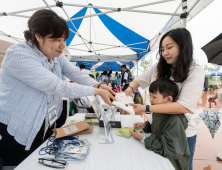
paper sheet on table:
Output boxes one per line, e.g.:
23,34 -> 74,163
120,115 -> 144,128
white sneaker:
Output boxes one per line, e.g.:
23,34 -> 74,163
217,153 -> 222,160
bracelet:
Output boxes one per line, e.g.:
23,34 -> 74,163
129,85 -> 134,92
141,136 -> 147,143
98,83 -> 102,89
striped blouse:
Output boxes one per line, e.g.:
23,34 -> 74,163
0,41 -> 98,150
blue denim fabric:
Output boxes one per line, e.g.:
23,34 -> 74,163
187,135 -> 197,170
204,83 -> 208,91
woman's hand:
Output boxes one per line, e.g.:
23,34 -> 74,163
133,122 -> 146,130
94,88 -> 116,105
100,84 -> 116,96
129,129 -> 144,141
208,93 -> 217,102
124,87 -> 133,96
129,103 -> 146,113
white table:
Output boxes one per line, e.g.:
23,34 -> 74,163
15,116 -> 175,170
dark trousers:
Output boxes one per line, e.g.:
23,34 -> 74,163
122,84 -> 129,92
0,105 -> 67,166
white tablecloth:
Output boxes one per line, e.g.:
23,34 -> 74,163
15,116 -> 175,170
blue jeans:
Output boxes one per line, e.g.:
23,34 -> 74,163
204,83 -> 208,91
187,135 -> 197,170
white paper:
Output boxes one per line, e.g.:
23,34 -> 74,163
63,146 -> 88,154
63,125 -> 78,134
112,93 -> 135,115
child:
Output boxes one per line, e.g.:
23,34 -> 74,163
130,78 -> 190,170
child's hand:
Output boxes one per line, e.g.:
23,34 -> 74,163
129,103 -> 146,113
133,122 -> 146,130
129,129 -> 144,141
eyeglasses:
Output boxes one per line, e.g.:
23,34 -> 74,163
38,158 -> 68,168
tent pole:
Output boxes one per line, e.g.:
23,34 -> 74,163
188,0 -> 200,13
67,10 -> 180,21
0,5 -> 56,16
64,0 -> 176,11
182,0 -> 187,28
1,14 -> 30,18
149,2 -> 182,49
90,5 -> 92,52
92,41 -> 148,47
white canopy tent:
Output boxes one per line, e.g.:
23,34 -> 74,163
0,0 -> 214,72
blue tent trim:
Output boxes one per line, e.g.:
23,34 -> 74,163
75,61 -> 134,72
66,7 -> 87,46
68,7 -> 150,71
93,8 -> 149,54
95,61 -> 134,72
205,66 -> 222,76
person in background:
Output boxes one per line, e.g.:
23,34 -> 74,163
114,72 -> 118,80
79,64 -> 92,75
117,73 -> 121,87
107,70 -> 112,86
96,72 -> 100,82
204,76 -> 208,91
101,70 -> 109,85
121,65 -> 129,91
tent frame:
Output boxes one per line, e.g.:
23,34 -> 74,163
0,0 -> 204,71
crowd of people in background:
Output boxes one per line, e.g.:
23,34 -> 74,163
80,64 -> 131,92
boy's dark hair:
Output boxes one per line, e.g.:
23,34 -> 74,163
80,64 -> 85,69
24,9 -> 69,48
149,79 -> 178,101
121,65 -> 126,69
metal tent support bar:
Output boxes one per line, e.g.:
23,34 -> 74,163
150,1 -> 182,49
68,47 -> 89,52
5,14 -> 30,18
182,0 -> 188,28
67,9 -> 180,22
0,5 -> 56,16
188,0 -> 200,13
0,30 -> 23,42
91,41 -> 148,48
66,0 -> 179,21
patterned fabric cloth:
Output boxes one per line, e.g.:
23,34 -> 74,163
199,109 -> 221,138
0,41 -> 98,150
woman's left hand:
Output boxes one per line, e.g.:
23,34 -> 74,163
129,129 -> 144,140
100,84 -> 116,96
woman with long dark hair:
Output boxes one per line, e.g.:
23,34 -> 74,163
0,9 -> 115,166
125,28 -> 205,170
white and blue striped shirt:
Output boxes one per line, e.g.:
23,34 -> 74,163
0,41 -> 98,150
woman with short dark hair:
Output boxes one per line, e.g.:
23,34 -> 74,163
126,28 -> 205,170
0,9 -> 115,166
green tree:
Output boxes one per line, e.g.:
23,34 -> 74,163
139,60 -> 150,73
